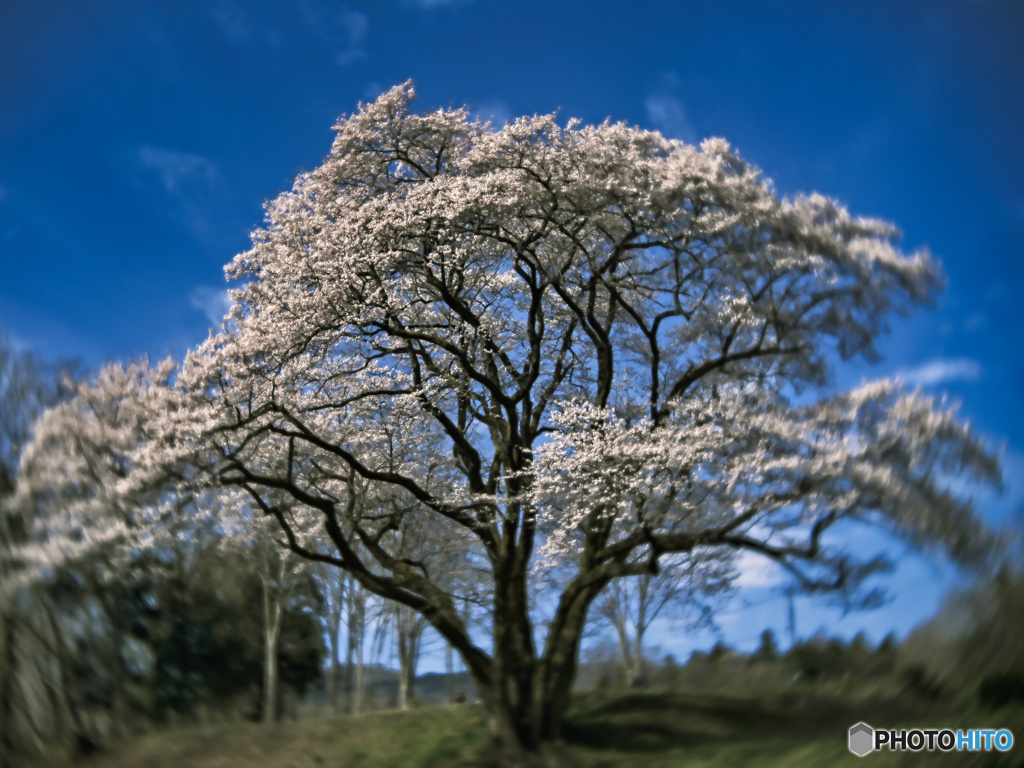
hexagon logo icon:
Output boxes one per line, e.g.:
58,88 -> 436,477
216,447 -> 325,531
849,722 -> 874,757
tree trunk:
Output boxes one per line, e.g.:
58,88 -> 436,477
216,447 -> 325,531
445,640 -> 454,704
370,612 -> 390,708
316,566 -> 343,713
345,581 -> 364,715
395,605 -> 423,710
479,555 -> 546,764
354,629 -> 364,715
531,560 -> 617,755
631,625 -> 646,685
397,631 -> 410,710
0,610 -> 17,767
611,616 -> 632,686
326,594 -> 341,713
343,575 -> 353,712
260,565 -> 284,724
327,621 -> 340,711
312,496 -> 622,764
398,639 -> 419,710
261,618 -> 280,723
632,577 -> 649,685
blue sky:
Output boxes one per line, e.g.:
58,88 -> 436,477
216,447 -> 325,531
2,0 -> 1022,661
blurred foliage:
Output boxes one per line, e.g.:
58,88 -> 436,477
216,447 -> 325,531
144,542 -> 324,721
147,569 -> 262,716
0,338 -> 79,497
900,566 -> 1024,707
580,587 -> 1024,717
979,672 -> 1024,709
750,629 -> 779,663
1,340 -> 85,768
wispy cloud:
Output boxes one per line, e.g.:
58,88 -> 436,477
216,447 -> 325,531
645,94 -> 693,141
296,0 -> 368,66
644,72 -> 696,143
189,286 -> 232,328
136,146 -> 225,240
474,99 -> 512,128
732,551 -> 782,588
138,147 -> 221,195
894,357 -> 982,387
362,81 -> 385,102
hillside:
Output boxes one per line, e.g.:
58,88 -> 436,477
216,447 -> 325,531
39,687 -> 1023,768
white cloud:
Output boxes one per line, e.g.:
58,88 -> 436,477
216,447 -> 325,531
362,81 -> 385,102
296,0 -> 368,66
189,287 -> 232,328
893,358 -> 982,387
645,94 -> 693,140
732,550 -> 782,588
644,73 -> 696,143
136,147 -> 226,241
474,100 -> 512,128
137,147 -> 221,196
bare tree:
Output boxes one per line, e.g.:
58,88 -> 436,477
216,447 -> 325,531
595,551 -> 730,686
344,573 -> 367,714
231,508 -> 313,724
311,561 -> 346,711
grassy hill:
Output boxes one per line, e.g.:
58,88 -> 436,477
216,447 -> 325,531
39,687 -> 1024,768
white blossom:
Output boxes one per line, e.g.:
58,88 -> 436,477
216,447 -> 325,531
8,82 -> 1003,754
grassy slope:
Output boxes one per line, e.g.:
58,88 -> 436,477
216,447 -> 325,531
40,690 -> 1024,768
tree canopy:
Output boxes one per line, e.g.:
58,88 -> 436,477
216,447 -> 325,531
9,82 -> 1002,763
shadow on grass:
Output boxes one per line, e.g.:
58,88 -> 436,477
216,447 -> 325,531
562,691 -> 927,754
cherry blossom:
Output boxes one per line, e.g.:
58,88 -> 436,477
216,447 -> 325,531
10,82 -> 1001,763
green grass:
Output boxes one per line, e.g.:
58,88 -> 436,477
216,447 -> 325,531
38,690 -> 1024,768
40,705 -> 490,768
561,690 -> 1024,767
